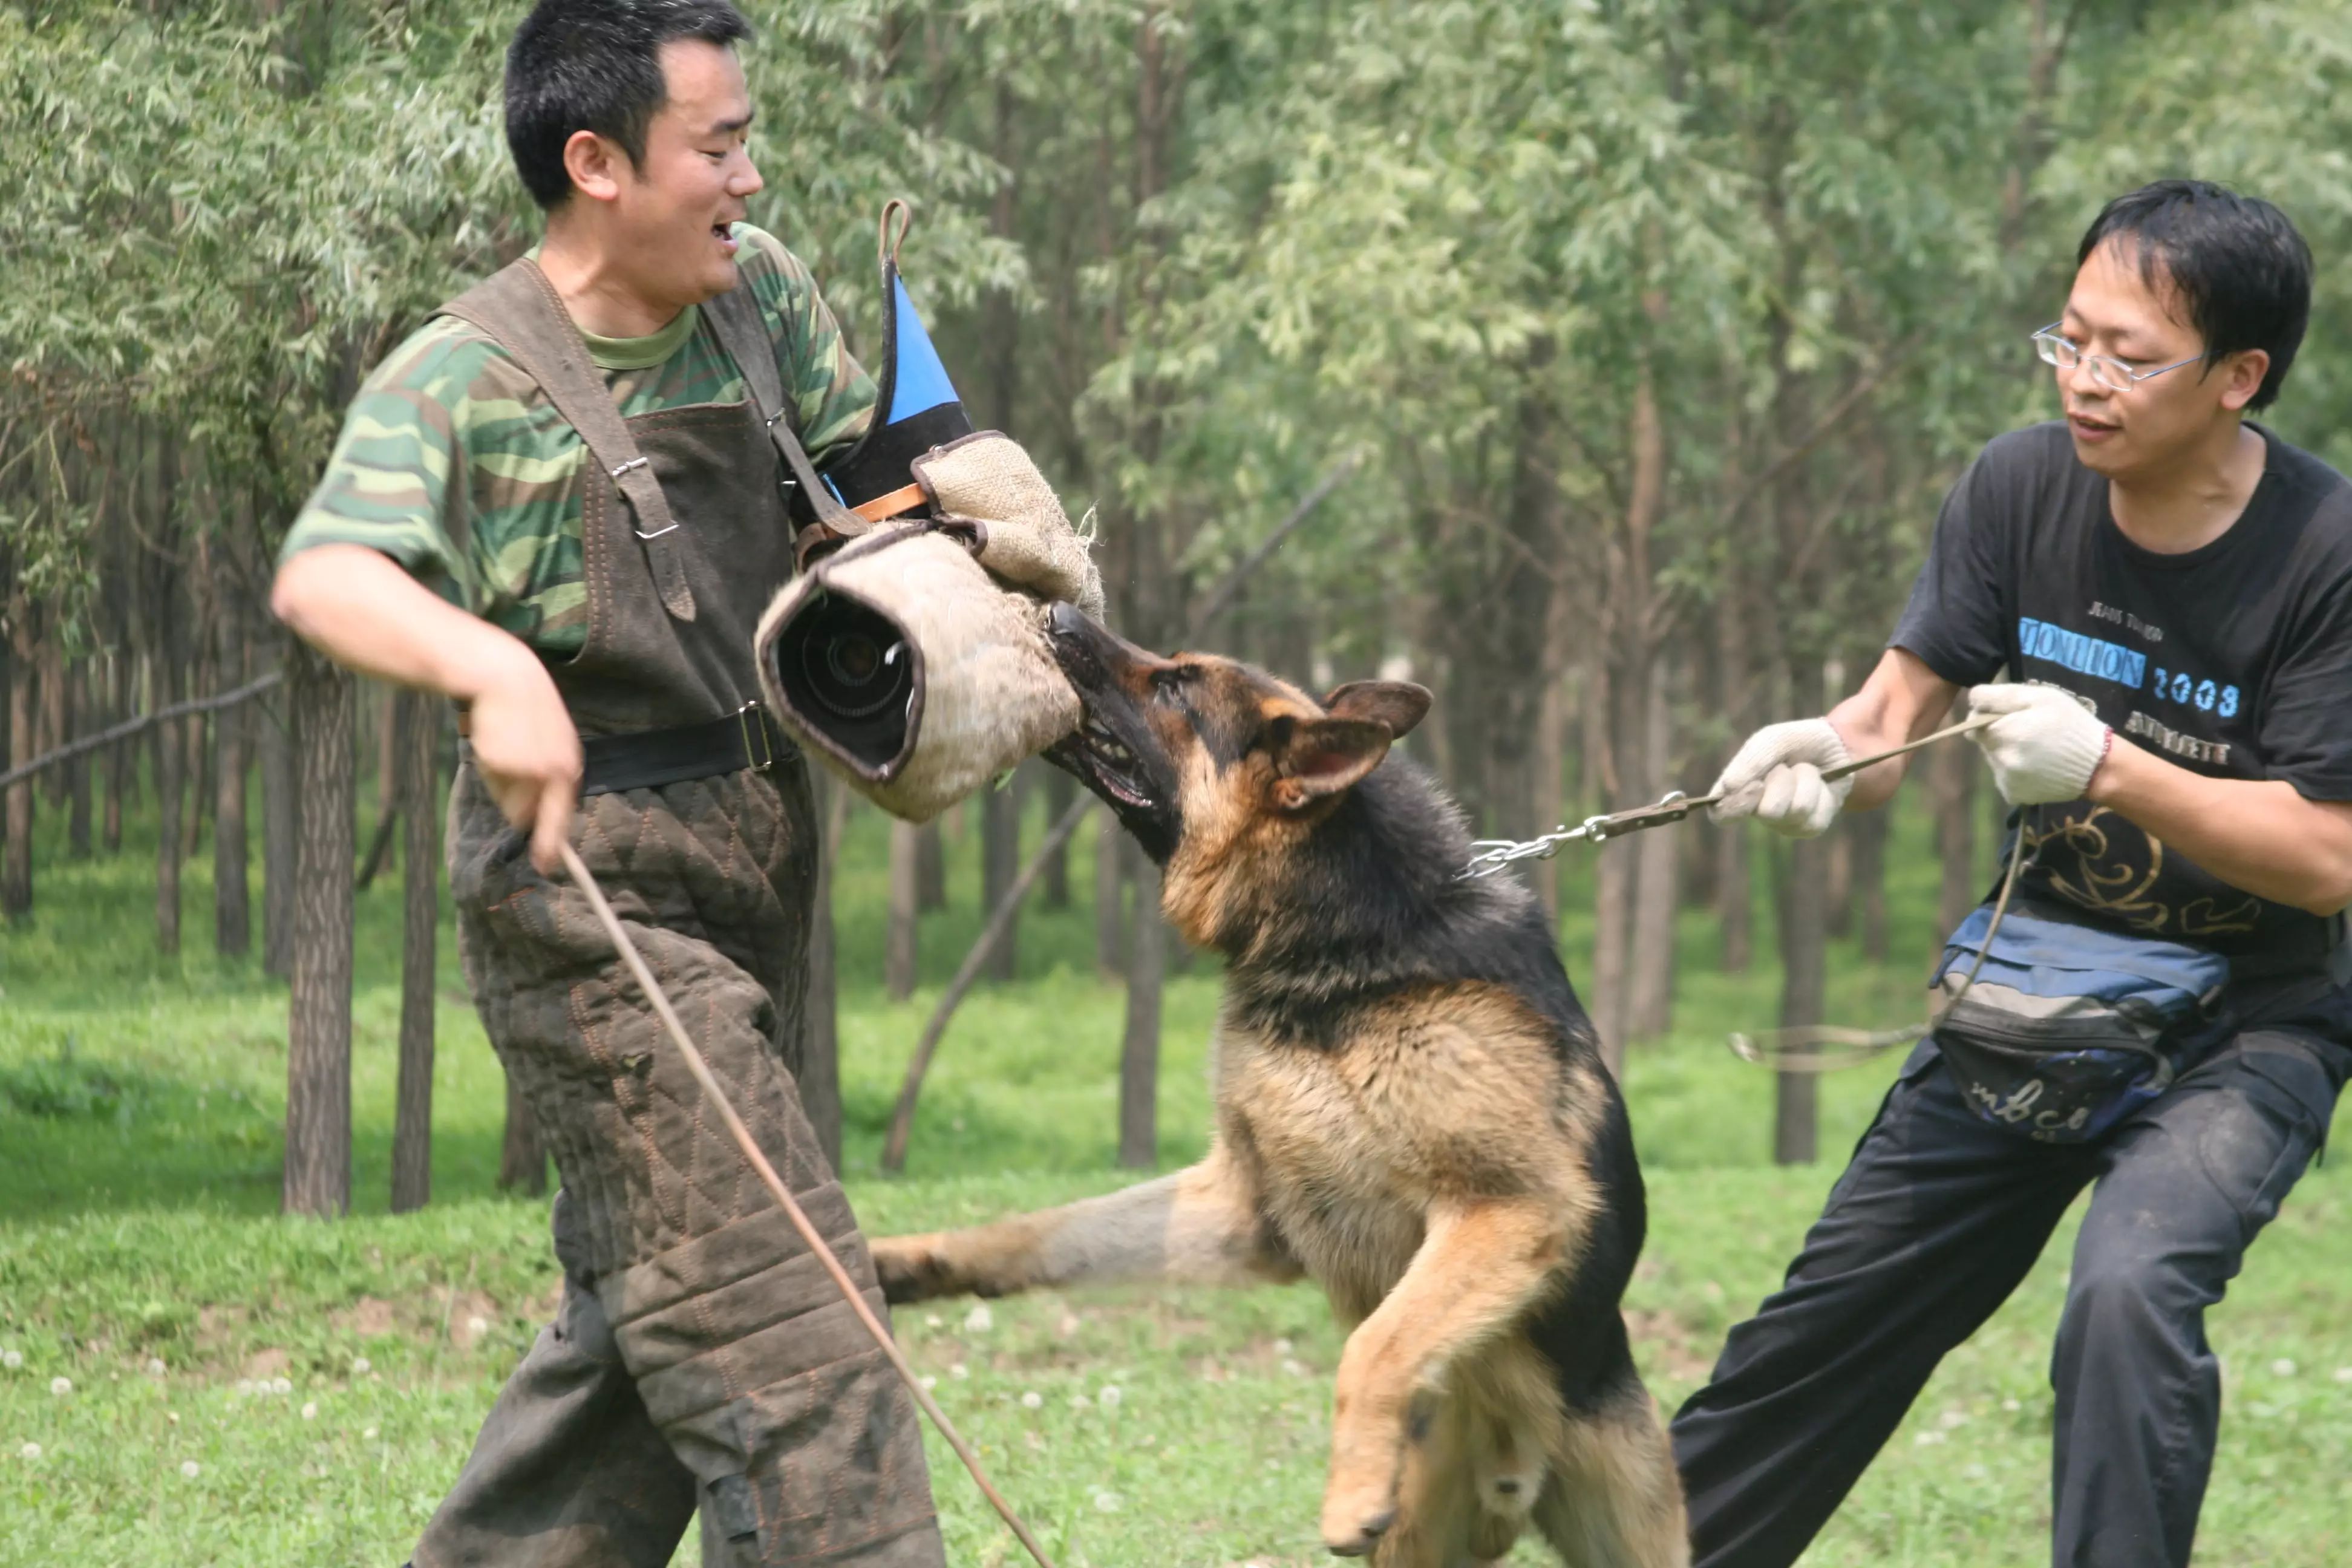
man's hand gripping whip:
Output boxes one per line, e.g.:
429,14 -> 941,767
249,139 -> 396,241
557,842 -> 1059,1568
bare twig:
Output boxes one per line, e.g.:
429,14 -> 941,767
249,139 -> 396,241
0,671 -> 283,792
1185,451 -> 1364,633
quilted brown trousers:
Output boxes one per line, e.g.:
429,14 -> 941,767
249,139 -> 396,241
411,760 -> 944,1567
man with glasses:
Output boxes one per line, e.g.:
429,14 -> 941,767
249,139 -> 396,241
1673,180 -> 2352,1567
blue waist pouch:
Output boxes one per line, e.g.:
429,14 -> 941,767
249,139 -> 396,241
1929,903 -> 2233,1143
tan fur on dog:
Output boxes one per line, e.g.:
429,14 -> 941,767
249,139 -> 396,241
875,619 -> 1687,1566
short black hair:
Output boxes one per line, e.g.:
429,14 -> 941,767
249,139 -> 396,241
2076,179 -> 2313,411
505,0 -> 753,211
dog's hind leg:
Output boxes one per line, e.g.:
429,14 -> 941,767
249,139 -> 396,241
1534,1374 -> 1688,1568
1319,1198 -> 1573,1558
873,1144 -> 1299,1303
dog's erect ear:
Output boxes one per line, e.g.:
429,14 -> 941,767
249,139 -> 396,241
1324,681 -> 1431,740
1266,715 -> 1392,812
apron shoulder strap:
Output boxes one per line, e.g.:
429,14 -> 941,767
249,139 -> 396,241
437,259 -> 696,622
702,278 -> 869,566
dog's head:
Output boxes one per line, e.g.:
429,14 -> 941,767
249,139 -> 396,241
1045,603 -> 1431,884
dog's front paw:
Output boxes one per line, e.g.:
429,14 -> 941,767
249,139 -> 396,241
871,1235 -> 953,1304
1318,1469 -> 1399,1557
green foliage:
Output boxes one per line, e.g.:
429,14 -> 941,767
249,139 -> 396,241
3,765 -> 2350,1563
0,1047 -> 151,1123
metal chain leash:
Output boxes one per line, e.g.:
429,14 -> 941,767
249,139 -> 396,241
1459,714 -> 1997,880
1459,712 -> 2012,1074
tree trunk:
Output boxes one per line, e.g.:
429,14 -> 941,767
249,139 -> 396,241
102,656 -> 125,857
390,689 -> 439,1213
1094,810 -> 1125,978
213,618 -> 250,958
1041,765 -> 1075,908
1714,559 -> 1756,972
2,635 -> 33,921
1628,659 -> 1679,1040
283,646 -> 356,1217
259,662 -> 298,979
887,817 -> 921,1001
65,661 -> 92,860
1119,844 -> 1164,1169
915,818 -> 946,912
1588,648 -> 1633,1070
801,776 -> 849,1172
154,686 -> 182,956
1825,825 -> 1855,939
1934,733 -> 1979,941
181,706 -> 207,864
980,776 -> 1021,982
1851,805 -> 1890,963
1774,835 -> 1827,1165
1531,643 -> 1570,923
498,1072 -> 547,1195
37,647 -> 65,808
36,648 -> 67,808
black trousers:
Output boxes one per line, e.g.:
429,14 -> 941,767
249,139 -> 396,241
1671,1026 -> 2345,1568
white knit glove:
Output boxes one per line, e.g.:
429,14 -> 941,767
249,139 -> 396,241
1967,684 -> 2111,805
1708,719 -> 1854,838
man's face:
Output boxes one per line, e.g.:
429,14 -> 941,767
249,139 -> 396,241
2056,239 -> 2256,481
606,39 -> 763,310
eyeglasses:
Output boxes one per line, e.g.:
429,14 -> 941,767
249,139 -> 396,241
2031,322 -> 2200,393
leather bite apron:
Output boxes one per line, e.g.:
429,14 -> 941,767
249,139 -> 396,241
414,260 -> 944,1568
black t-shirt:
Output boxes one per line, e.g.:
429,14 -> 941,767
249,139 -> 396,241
1890,420 -> 2352,961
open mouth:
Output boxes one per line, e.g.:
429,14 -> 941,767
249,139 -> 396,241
1051,714 -> 1156,812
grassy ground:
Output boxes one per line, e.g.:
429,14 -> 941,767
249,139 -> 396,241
2,782 -> 2348,1564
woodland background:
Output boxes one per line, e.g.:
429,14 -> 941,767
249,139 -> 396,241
8,2 -> 2352,1562
15,0 -> 2352,1194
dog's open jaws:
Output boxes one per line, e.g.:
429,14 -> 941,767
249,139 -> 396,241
873,606 -> 1691,1567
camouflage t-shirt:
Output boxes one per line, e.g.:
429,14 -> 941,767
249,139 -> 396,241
279,224 -> 875,655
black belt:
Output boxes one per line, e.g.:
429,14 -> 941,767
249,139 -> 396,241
578,702 -> 786,797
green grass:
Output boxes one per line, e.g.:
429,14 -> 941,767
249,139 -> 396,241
2,782 -> 2348,1564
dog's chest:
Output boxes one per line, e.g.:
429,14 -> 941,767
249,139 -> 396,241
1213,1020 -> 1469,1313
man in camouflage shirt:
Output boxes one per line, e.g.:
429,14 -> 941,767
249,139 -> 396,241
290,223 -> 872,658
273,2 -> 949,1563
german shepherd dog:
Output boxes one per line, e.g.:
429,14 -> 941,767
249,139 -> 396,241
874,606 -> 1687,1567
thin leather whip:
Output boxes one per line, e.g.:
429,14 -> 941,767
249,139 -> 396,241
556,841 -> 1059,1568
1726,820 -> 2035,1071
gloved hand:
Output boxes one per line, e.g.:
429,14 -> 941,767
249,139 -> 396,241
912,432 -> 1106,621
1708,719 -> 1854,838
1967,683 -> 2111,804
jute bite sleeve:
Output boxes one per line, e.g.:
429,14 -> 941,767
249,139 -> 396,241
912,431 -> 1106,620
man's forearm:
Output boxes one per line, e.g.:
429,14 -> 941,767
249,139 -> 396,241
271,543 -> 537,702
2087,738 -> 2352,916
1824,648 -> 1963,812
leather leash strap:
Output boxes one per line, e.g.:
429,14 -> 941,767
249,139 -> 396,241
555,843 -> 1058,1568
698,284 -> 874,567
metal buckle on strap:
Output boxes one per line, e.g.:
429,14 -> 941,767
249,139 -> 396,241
737,701 -> 775,772
609,456 -> 681,540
